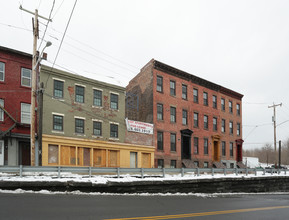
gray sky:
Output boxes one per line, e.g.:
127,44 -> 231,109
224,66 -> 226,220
1,0 -> 289,150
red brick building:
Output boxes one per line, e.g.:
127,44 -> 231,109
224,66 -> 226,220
0,46 -> 32,166
126,59 -> 244,168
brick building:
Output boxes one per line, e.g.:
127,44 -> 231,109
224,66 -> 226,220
0,46 -> 32,166
126,59 -> 244,168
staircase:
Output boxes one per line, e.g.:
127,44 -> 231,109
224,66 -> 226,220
182,159 -> 198,168
236,162 -> 247,169
212,161 -> 226,169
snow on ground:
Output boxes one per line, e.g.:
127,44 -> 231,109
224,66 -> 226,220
0,171 -> 288,196
0,170 -> 288,184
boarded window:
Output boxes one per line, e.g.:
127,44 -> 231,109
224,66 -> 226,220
61,146 -> 76,165
93,149 -> 106,167
109,150 -> 118,167
48,145 -> 58,164
142,153 -> 151,168
83,148 -> 90,166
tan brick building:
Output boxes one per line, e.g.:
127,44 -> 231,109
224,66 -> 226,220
126,59 -> 243,168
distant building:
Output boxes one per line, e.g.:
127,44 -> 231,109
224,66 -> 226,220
0,46 -> 32,166
40,65 -> 154,168
126,59 -> 244,168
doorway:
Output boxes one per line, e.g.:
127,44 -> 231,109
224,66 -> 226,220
0,140 -> 4,166
19,142 -> 30,165
213,141 -> 219,161
181,129 -> 193,160
130,152 -> 137,168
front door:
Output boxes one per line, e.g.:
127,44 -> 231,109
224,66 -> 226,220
19,142 -> 30,165
213,141 -> 219,161
130,152 -> 137,168
181,135 -> 191,159
0,141 -> 4,165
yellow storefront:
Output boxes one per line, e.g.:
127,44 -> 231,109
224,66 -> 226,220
42,134 -> 154,168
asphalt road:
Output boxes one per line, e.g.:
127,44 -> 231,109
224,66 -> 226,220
0,192 -> 288,220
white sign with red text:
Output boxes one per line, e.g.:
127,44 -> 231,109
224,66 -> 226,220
125,118 -> 154,135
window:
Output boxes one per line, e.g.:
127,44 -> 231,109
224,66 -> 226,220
204,115 -> 208,129
170,160 -> 176,168
53,115 -> 63,131
0,99 -> 4,121
194,137 -> 199,154
237,104 -> 240,115
194,161 -> 199,167
93,89 -> 102,107
204,138 -> 208,155
21,103 -> 31,124
170,107 -> 176,123
221,119 -> 226,133
229,121 -> 233,135
48,145 -> 58,164
53,80 -> 64,98
0,62 -> 4,82
182,85 -> 187,100
75,85 -> 85,103
75,118 -> 85,134
157,103 -> 163,120
110,123 -> 118,138
21,68 -> 31,87
230,142 -> 234,157
182,109 -> 187,125
237,123 -> 241,136
221,98 -> 225,111
213,117 -> 217,131
229,101 -> 233,113
213,95 -> 217,108
158,159 -> 164,168
157,131 -> 163,150
194,112 -> 199,127
170,133 -> 176,151
170,80 -> 176,96
230,163 -> 234,168
222,141 -> 226,156
110,93 -> 118,110
157,75 -> 163,92
204,162 -> 209,168
203,92 -> 208,106
93,121 -> 102,136
193,89 -> 198,103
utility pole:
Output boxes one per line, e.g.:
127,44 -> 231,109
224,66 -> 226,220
20,5 -> 52,166
268,103 -> 282,167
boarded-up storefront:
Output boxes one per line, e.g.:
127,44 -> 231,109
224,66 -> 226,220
42,134 -> 154,168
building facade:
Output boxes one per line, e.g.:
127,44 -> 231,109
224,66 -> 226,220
0,46 -> 32,166
40,65 -> 154,168
126,59 -> 244,168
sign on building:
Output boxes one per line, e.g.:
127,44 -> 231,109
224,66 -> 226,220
125,118 -> 154,135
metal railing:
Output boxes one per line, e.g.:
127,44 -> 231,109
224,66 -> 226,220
0,166 -> 288,179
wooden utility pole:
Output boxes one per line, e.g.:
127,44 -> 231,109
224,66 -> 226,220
19,5 -> 52,166
268,103 -> 282,167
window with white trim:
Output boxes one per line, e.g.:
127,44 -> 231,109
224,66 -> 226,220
21,103 -> 31,124
110,93 -> 118,110
75,118 -> 85,134
0,99 -> 4,121
93,121 -> 102,136
93,89 -> 102,107
21,68 -> 31,87
110,123 -> 118,138
53,114 -> 63,131
0,62 -> 5,82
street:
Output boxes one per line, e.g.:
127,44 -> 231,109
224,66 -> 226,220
0,192 -> 288,219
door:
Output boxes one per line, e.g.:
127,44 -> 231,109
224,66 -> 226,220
19,142 -> 30,165
213,141 -> 219,161
130,152 -> 137,168
181,135 -> 191,159
0,141 -> 4,166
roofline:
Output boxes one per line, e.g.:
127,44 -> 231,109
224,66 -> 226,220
0,46 -> 32,58
153,59 -> 243,100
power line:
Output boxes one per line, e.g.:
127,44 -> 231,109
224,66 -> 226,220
38,0 -> 55,50
0,22 -> 31,32
44,0 -> 78,89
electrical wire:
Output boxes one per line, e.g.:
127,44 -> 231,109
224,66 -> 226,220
44,0 -> 78,89
38,0 -> 55,51
0,22 -> 31,32
52,0 -> 64,20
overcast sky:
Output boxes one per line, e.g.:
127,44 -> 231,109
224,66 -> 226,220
1,0 -> 289,150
